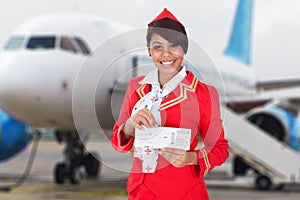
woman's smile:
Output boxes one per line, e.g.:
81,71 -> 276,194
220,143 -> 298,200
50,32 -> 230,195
160,60 -> 176,66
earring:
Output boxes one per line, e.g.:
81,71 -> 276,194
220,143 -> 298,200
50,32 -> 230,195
149,54 -> 151,57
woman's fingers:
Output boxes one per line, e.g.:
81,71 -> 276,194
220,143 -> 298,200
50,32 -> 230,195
133,114 -> 150,128
133,108 -> 158,128
159,148 -> 187,167
159,148 -> 197,167
162,148 -> 185,155
138,109 -> 154,126
149,111 -> 158,127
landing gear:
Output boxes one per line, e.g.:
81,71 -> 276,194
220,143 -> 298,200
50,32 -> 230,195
54,162 -> 66,184
85,152 -> 101,178
53,131 -> 101,184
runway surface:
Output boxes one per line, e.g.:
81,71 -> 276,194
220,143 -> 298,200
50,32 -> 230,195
0,137 -> 299,200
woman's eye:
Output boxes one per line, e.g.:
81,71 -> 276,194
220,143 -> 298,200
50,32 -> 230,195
170,44 -> 178,48
153,45 -> 162,49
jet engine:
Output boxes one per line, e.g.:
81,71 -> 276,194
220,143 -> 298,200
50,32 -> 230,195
0,109 -> 31,162
247,101 -> 300,150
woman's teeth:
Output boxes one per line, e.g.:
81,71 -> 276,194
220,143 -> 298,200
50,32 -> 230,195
161,60 -> 175,65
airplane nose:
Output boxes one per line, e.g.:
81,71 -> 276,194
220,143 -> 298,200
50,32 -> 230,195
0,51 -> 76,128
0,53 -> 45,115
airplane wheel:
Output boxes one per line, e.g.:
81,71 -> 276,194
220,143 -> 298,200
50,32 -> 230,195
85,153 -> 101,178
54,131 -> 64,143
54,163 -> 66,184
255,175 -> 272,190
69,165 -> 81,184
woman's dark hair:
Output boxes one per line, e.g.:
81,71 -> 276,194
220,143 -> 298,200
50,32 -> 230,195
147,18 -> 188,54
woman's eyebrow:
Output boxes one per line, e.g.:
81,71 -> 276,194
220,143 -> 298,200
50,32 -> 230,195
151,41 -> 162,45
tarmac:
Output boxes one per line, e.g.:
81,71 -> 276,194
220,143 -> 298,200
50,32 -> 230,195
0,136 -> 300,200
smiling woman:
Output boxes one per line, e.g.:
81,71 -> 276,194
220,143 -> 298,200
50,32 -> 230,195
111,8 -> 229,200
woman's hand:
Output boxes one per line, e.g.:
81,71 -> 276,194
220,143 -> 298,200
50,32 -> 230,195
159,148 -> 198,167
123,108 -> 158,137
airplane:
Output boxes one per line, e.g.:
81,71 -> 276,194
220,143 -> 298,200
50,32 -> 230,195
0,13 -> 135,185
0,0 -> 299,189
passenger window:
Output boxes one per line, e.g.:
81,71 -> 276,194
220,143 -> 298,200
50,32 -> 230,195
60,36 -> 77,53
27,36 -> 55,49
4,36 -> 25,50
74,37 -> 91,55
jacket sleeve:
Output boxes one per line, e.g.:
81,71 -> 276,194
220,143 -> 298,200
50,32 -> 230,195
110,80 -> 135,153
196,85 -> 229,177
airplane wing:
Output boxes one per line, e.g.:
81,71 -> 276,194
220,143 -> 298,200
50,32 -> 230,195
257,79 -> 300,91
225,85 -> 300,114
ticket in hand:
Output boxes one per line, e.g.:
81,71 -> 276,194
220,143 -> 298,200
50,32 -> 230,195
134,127 -> 191,150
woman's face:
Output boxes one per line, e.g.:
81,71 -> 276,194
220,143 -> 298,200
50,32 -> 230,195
148,33 -> 184,76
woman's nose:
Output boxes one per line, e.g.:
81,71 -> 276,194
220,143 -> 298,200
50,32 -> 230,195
161,49 -> 171,57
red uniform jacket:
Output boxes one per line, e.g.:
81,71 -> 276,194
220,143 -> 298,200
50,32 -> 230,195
111,71 -> 229,199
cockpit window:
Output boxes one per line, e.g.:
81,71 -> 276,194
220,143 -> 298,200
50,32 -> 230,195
4,36 -> 25,50
3,35 -> 91,55
27,36 -> 55,49
74,37 -> 91,55
60,36 -> 77,53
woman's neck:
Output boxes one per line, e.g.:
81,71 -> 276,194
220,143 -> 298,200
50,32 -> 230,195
158,70 -> 179,88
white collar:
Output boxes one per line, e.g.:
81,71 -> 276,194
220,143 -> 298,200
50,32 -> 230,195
139,66 -> 187,92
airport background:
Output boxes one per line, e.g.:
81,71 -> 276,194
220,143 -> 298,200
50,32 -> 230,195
0,0 -> 299,81
0,0 -> 300,199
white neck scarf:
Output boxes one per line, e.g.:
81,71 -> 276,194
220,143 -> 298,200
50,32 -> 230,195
132,67 -> 187,173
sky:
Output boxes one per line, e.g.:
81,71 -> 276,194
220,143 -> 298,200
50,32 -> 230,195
0,0 -> 299,81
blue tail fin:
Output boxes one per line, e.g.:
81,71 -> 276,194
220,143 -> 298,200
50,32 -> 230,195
224,0 -> 254,65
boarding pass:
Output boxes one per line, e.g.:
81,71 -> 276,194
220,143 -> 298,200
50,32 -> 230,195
134,127 -> 191,150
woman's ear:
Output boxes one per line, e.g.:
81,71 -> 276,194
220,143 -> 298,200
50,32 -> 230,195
148,48 -> 151,57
